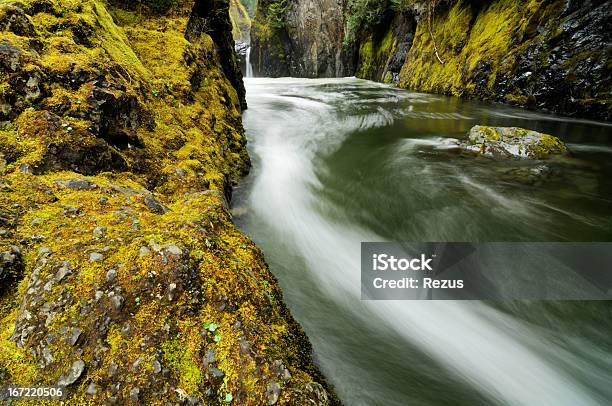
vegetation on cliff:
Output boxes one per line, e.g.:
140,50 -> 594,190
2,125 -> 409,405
251,0 -> 611,120
0,0 -> 336,404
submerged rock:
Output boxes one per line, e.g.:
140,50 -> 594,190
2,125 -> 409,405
463,126 -> 569,159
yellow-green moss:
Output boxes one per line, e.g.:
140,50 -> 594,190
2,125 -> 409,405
399,0 -> 547,98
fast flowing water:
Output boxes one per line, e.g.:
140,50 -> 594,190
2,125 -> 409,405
233,78 -> 612,406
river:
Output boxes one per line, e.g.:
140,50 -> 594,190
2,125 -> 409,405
232,78 -> 612,406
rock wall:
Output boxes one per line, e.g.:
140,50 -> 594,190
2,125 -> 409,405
0,0 -> 337,404
395,0 -> 611,121
252,0 -> 611,121
250,0 -> 353,77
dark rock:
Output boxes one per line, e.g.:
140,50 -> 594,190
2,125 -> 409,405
0,245 -> 23,294
144,195 -> 167,214
0,4 -> 36,36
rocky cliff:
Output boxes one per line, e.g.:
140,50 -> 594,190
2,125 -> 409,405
0,0 -> 337,404
251,0 -> 611,121
250,0 -> 352,77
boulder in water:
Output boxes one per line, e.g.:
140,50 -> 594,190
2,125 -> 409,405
463,126 -> 569,159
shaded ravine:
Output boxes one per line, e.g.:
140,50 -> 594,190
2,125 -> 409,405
233,78 -> 612,406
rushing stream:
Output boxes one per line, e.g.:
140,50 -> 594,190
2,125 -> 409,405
233,78 -> 612,406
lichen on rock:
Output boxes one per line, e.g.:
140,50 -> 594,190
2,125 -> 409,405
463,125 -> 569,159
0,0 -> 337,404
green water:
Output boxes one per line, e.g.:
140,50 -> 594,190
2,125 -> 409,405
233,78 -> 612,406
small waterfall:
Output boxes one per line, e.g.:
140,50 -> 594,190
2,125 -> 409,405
245,46 -> 254,78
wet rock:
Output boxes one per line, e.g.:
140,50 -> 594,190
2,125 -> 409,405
462,126 -> 569,159
58,360 -> 85,386
144,195 -> 167,214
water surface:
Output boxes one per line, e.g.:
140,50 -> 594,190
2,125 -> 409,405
233,78 -> 612,406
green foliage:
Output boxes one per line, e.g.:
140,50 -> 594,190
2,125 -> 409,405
267,0 -> 289,29
345,0 -> 390,44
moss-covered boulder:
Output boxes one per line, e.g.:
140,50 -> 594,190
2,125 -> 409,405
464,125 -> 569,159
0,0 -> 337,404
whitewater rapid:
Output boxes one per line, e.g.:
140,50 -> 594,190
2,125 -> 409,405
235,78 -> 612,406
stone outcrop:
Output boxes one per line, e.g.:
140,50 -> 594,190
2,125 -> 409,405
250,0 -> 352,77
461,125 -> 570,159
0,1 -> 337,404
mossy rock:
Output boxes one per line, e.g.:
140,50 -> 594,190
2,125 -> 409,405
0,0 -> 337,404
466,125 -> 569,159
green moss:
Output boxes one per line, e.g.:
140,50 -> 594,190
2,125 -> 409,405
399,0 -> 547,99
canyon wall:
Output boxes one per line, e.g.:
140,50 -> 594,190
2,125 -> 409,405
251,0 -> 611,121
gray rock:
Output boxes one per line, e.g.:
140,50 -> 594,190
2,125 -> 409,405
266,381 -> 281,405
152,359 -> 162,374
57,179 -> 97,190
203,349 -> 216,366
108,361 -> 118,376
463,126 -> 569,159
93,226 -> 107,237
86,382 -> 97,395
209,367 -> 224,378
58,360 -> 85,386
130,387 -> 140,402
68,327 -> 82,346
163,244 -> 182,256
139,246 -> 151,257
19,163 -> 33,174
110,295 -> 124,310
89,252 -> 104,262
144,195 -> 167,214
106,269 -> 117,283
